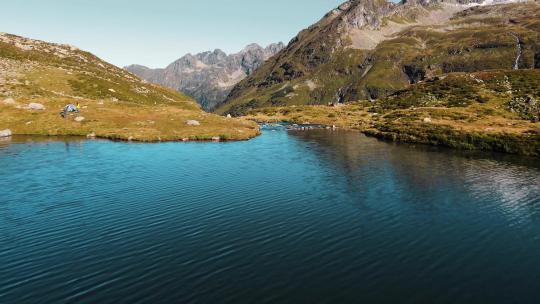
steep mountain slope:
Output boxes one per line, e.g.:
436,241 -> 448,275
0,33 -> 259,141
219,0 -> 540,115
125,42 -> 284,111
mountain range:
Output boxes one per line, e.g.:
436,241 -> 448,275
217,0 -> 540,115
125,42 -> 284,111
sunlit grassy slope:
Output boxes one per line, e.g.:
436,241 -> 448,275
0,33 -> 259,141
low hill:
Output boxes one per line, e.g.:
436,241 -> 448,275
0,33 -> 259,141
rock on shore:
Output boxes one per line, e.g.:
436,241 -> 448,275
0,129 -> 12,137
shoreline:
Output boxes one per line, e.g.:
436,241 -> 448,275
243,106 -> 540,157
0,129 -> 261,144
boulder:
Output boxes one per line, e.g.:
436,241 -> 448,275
186,120 -> 200,126
2,98 -> 16,105
226,114 -> 232,118
28,102 -> 45,110
423,117 -> 432,123
212,136 -> 221,142
74,116 -> 85,122
0,129 -> 12,137
86,132 -> 96,139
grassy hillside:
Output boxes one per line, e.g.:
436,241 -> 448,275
0,33 -> 259,141
244,69 -> 540,156
219,2 -> 540,115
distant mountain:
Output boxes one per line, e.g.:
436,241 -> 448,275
217,0 -> 540,115
125,42 -> 284,111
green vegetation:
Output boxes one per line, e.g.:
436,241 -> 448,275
244,69 -> 540,156
0,34 -> 259,141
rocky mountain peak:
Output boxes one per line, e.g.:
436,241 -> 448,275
219,0 -> 539,115
125,42 -> 284,111
265,42 -> 286,56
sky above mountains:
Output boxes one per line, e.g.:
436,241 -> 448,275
2,0 -> 345,68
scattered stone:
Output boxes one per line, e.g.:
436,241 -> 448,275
508,95 -> 539,122
25,121 -> 32,125
128,136 -> 134,141
28,102 -> 45,110
86,132 -> 96,139
0,129 -> 12,137
98,101 -> 104,105
212,136 -> 221,142
111,98 -> 119,102
109,88 -> 116,93
74,116 -> 85,122
186,120 -> 200,126
226,114 -> 232,118
423,117 -> 432,123
182,138 -> 190,142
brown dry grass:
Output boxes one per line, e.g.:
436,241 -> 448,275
0,97 -> 259,142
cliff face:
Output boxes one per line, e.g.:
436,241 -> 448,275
218,0 -> 540,116
125,43 -> 284,111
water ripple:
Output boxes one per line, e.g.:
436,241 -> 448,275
1,133 -> 539,303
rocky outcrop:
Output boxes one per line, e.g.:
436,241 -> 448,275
508,95 -> 539,122
125,42 -> 284,111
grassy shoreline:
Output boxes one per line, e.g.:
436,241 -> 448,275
0,98 -> 261,142
243,103 -> 540,156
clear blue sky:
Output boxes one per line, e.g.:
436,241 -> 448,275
2,0 -> 345,68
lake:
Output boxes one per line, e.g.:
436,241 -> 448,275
1,127 -> 539,303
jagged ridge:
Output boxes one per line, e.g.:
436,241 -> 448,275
125,42 -> 284,111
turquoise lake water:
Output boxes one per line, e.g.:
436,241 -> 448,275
1,128 -> 539,303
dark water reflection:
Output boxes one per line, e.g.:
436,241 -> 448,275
1,131 -> 539,303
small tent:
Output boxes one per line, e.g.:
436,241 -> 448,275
61,104 -> 79,118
